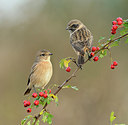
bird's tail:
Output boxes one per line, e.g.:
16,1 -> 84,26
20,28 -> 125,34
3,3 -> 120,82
78,55 -> 85,65
24,88 -> 32,95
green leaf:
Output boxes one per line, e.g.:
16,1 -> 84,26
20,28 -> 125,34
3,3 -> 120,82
125,38 -> 128,43
32,118 -> 36,125
55,95 -> 59,106
71,86 -> 79,91
120,27 -> 128,35
110,40 -> 120,48
47,117 -> 52,125
36,96 -> 40,100
118,124 -> 126,125
47,99 -> 50,104
49,94 -> 58,106
123,20 -> 128,28
103,50 -> 107,56
21,115 -> 32,125
110,35 -> 115,40
99,36 -> 105,40
36,120 -> 40,125
36,105 -> 39,108
47,114 -> 53,125
99,50 -> 107,58
59,57 -> 72,69
110,111 -> 116,123
42,112 -> 53,125
59,59 -> 65,69
37,89 -> 42,92
63,85 -> 79,91
27,121 -> 31,125
40,109 -> 44,115
98,37 -> 105,46
64,60 -> 71,68
42,113 -> 47,123
99,54 -> 104,58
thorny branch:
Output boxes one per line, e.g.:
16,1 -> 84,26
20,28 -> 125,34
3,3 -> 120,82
33,32 -> 128,125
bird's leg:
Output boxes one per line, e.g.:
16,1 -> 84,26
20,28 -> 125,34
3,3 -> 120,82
70,58 -> 82,69
71,58 -> 79,67
78,64 -> 83,69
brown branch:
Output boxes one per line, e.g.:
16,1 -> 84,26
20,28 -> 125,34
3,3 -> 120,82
33,32 -> 128,125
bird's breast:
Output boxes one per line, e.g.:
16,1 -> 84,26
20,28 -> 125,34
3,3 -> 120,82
31,60 -> 53,88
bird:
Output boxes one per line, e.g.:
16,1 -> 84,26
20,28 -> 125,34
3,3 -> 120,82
24,50 -> 53,95
66,19 -> 93,66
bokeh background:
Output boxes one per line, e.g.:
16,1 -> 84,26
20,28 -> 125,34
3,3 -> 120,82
0,0 -> 128,125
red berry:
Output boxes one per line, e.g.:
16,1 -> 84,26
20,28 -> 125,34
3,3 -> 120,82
111,28 -> 116,31
92,46 -> 96,52
44,90 -> 47,94
112,25 -> 118,30
111,64 -> 115,69
48,89 -> 51,94
112,21 -> 117,25
66,67 -> 71,72
32,93 -> 37,98
113,61 -> 118,66
117,21 -> 123,25
43,94 -> 48,98
24,103 -> 28,107
23,100 -> 27,104
116,17 -> 123,22
111,30 -> 116,34
27,108 -> 31,113
90,52 -> 95,57
34,100 -> 39,105
26,101 -> 31,106
39,92 -> 44,97
96,47 -> 100,51
93,56 -> 99,61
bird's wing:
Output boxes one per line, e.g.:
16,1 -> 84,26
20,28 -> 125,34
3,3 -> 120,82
71,41 -> 85,55
27,61 -> 38,86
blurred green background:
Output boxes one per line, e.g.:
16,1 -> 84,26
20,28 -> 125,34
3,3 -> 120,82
0,0 -> 128,125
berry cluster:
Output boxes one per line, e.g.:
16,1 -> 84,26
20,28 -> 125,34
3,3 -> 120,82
23,100 -> 31,107
90,46 -> 119,70
23,89 -> 51,113
111,17 -> 123,34
91,46 -> 100,61
111,61 -> 118,69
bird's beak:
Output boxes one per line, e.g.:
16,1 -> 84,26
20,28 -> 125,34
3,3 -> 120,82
49,53 -> 53,55
66,27 -> 69,30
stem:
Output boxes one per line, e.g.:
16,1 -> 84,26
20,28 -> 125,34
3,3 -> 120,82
33,32 -> 128,125
108,49 -> 113,64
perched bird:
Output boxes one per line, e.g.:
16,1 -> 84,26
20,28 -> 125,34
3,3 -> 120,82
66,19 -> 93,66
24,50 -> 53,95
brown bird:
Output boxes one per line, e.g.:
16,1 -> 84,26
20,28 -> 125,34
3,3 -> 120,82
66,19 -> 93,66
24,50 -> 53,95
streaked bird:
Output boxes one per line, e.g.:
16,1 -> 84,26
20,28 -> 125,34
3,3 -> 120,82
66,19 -> 93,66
24,50 -> 53,95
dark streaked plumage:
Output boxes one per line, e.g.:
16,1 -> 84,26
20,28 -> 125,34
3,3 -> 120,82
66,19 -> 93,65
24,49 -> 53,95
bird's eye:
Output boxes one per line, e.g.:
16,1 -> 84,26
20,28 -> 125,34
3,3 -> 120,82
72,24 -> 79,28
40,54 -> 45,56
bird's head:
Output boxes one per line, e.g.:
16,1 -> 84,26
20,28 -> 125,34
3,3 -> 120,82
37,49 -> 53,61
66,19 -> 84,33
